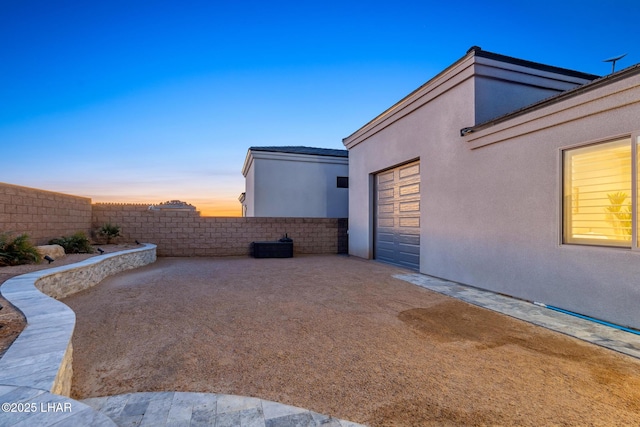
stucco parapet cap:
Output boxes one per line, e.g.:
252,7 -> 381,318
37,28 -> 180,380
249,146 -> 348,157
461,62 -> 640,136
344,46 -> 601,148
471,47 -> 599,81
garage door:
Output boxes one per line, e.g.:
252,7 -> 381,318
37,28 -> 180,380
375,160 -> 420,270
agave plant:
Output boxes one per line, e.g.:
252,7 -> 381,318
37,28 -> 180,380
97,223 -> 121,244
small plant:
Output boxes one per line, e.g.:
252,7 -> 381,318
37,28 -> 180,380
0,232 -> 41,266
605,192 -> 632,239
97,223 -> 121,244
49,232 -> 94,254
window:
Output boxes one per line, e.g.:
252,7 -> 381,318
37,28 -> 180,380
563,137 -> 636,247
337,176 -> 349,188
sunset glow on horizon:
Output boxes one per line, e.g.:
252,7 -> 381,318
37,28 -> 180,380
2,1 -> 638,214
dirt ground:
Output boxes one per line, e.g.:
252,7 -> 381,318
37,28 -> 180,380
0,245 -> 137,358
62,255 -> 640,426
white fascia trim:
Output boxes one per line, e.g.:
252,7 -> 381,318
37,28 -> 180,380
241,149 -> 255,177
247,150 -> 349,166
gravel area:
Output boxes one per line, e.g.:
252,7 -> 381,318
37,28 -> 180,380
62,255 -> 640,426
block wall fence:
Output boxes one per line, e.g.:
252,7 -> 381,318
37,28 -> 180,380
92,203 -> 348,256
0,183 -> 92,245
0,183 -> 347,256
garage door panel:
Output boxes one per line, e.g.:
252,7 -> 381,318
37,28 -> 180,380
399,183 -> 419,196
377,217 -> 394,228
378,233 -> 395,247
399,217 -> 420,228
378,203 -> 395,214
399,163 -> 420,178
378,170 -> 395,183
398,242 -> 419,253
378,188 -> 395,199
396,234 -> 420,245
395,252 -> 420,268
375,160 -> 420,271
399,201 -> 419,212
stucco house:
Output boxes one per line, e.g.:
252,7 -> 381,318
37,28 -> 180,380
240,146 -> 348,218
343,46 -> 640,330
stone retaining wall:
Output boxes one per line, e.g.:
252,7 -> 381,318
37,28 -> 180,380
0,245 -> 157,396
36,246 -> 156,299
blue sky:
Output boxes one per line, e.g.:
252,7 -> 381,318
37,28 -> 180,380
2,0 -> 639,215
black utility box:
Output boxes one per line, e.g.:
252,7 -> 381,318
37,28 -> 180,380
251,241 -> 293,258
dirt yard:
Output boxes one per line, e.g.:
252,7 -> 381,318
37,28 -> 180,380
0,245 -> 136,357
62,255 -> 640,426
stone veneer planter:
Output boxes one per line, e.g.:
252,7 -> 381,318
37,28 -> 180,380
0,244 -> 156,397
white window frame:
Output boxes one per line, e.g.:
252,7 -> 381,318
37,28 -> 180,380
561,132 -> 640,249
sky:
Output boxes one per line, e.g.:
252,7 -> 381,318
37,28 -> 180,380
2,0 -> 639,216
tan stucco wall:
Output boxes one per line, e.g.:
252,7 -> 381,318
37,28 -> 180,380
455,70 -> 640,329
345,52 -> 640,329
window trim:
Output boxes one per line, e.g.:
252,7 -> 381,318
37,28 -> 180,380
561,132 -> 640,250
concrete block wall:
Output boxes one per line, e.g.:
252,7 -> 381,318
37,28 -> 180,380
92,203 -> 348,256
0,183 -> 92,245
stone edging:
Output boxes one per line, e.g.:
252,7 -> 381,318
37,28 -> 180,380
0,244 -> 157,396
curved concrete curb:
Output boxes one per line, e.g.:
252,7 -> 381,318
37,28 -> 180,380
0,244 -> 157,396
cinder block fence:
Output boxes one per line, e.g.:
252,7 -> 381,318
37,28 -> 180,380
92,203 -> 347,256
0,183 -> 347,256
0,183 -> 92,245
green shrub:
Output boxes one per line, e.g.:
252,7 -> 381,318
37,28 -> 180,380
97,223 -> 121,244
0,232 -> 41,266
49,232 -> 94,254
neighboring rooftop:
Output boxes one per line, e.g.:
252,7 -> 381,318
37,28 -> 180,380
249,146 -> 348,157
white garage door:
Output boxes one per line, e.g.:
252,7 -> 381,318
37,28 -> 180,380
375,160 -> 420,270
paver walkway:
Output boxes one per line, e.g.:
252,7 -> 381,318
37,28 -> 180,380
395,273 -> 640,359
82,392 -> 364,427
0,387 -> 364,426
